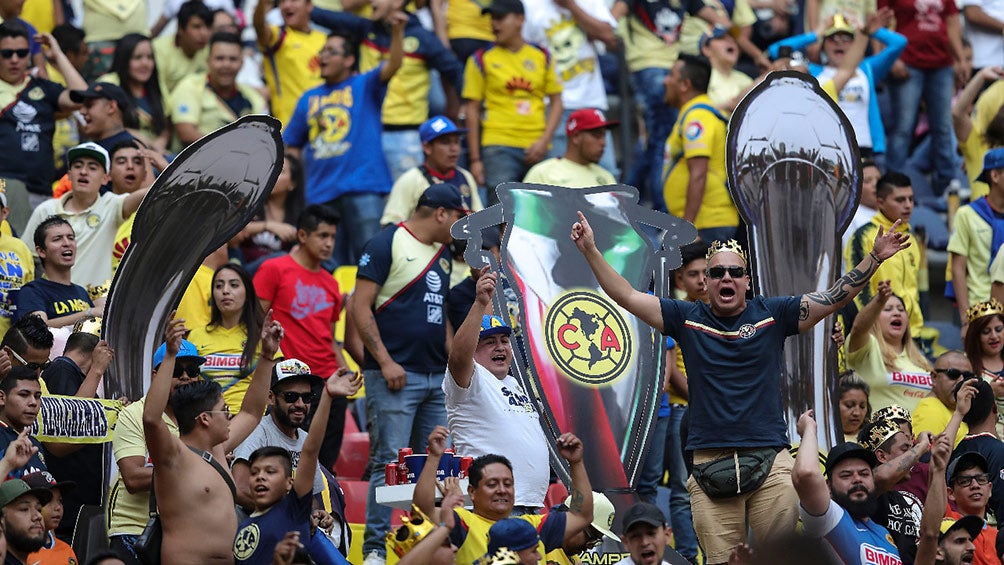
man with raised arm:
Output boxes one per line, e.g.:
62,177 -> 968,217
142,314 -> 282,564
570,212 -> 909,564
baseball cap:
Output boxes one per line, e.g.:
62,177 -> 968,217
153,339 -> 207,369
481,0 -> 524,17
271,358 -> 322,389
566,108 -> 619,136
621,501 -> 666,532
947,451 -> 989,485
480,315 -> 512,340
22,470 -> 75,494
978,147 -> 1004,184
0,479 -> 52,508
419,116 -> 467,144
417,184 -> 470,214
564,491 -> 618,541
940,515 -> 984,543
67,142 -> 110,173
487,519 -> 539,554
69,82 -> 131,111
824,13 -> 855,38
824,442 -> 878,476
700,25 -> 731,48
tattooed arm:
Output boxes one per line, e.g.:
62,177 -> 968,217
557,432 -> 594,544
873,432 -> 931,495
797,220 -> 910,332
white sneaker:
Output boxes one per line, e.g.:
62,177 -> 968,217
363,551 -> 386,565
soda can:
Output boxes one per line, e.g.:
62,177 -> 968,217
385,463 -> 399,486
459,456 -> 473,479
398,463 -> 408,485
398,447 -> 413,465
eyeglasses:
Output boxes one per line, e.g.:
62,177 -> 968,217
173,364 -> 201,379
954,473 -> 990,487
202,405 -> 232,420
7,348 -> 50,372
934,368 -> 976,381
279,391 -> 318,404
319,47 -> 344,57
0,49 -> 29,59
706,265 -> 746,279
583,526 -> 604,549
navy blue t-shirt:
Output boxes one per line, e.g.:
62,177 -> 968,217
13,278 -> 92,323
661,295 -> 802,450
357,224 -> 452,373
233,490 -> 312,564
0,78 -> 65,195
0,421 -> 46,479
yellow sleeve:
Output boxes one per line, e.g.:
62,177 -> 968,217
112,402 -> 148,461
681,111 -> 719,159
258,23 -> 283,50
170,77 -> 202,125
543,54 -> 563,96
991,246 -> 1004,284
461,55 -> 485,101
821,79 -> 838,100
732,0 -> 757,27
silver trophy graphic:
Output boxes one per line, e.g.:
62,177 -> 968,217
727,71 -> 861,449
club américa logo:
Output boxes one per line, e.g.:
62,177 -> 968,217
544,290 -> 632,386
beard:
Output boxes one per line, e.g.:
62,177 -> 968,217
272,404 -> 307,430
6,525 -> 44,554
832,484 -> 879,520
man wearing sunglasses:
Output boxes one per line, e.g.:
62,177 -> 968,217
944,452 -> 999,565
571,211 -> 909,564
913,351 -> 976,446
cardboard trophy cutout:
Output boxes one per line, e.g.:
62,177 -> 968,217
727,71 -> 861,448
453,183 -> 695,521
104,115 -> 284,400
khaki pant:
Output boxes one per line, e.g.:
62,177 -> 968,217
687,448 -> 798,564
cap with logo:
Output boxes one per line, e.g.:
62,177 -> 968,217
0,478 -> 52,508
271,358 -> 322,390
566,108 -> 619,136
978,147 -> 1004,184
564,491 -> 618,541
700,25 -> 731,48
419,115 -> 467,144
940,515 -> 984,542
481,0 -> 524,17
417,184 -> 470,214
824,13 -> 856,38
69,82 -> 131,112
153,339 -> 207,369
479,315 -> 512,340
67,142 -> 110,173
22,470 -> 75,494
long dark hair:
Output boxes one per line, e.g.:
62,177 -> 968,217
208,263 -> 263,375
111,34 -> 166,135
281,152 -> 305,224
965,312 -> 1004,376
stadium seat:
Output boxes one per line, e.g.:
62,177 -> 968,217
344,406 -> 360,435
340,480 -> 369,524
543,482 -> 569,509
334,431 -> 369,480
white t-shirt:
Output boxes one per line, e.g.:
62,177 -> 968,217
963,0 -> 1004,69
816,66 -> 872,148
842,204 -> 876,269
232,414 -> 325,495
443,362 -> 550,507
22,192 -> 126,289
522,0 -> 617,110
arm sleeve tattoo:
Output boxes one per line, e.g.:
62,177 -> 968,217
799,260 -> 879,320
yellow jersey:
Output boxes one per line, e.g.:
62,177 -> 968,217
260,25 -> 326,126
446,0 -> 494,42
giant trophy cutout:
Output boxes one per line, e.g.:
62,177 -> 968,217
728,71 -> 861,450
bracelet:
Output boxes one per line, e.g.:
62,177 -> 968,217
869,251 -> 882,264
439,522 -> 447,528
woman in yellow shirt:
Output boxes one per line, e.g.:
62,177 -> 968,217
99,34 -> 171,153
187,263 -> 267,411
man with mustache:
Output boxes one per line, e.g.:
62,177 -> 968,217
794,410 -> 902,564
944,452 -> 999,565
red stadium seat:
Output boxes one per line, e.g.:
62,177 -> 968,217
543,482 -> 569,510
334,432 -> 370,480
340,480 -> 369,524
344,406 -> 360,435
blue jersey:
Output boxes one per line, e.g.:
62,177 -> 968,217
661,295 -> 801,450
0,421 -> 46,480
801,501 -> 902,565
283,68 -> 391,205
0,77 -> 64,195
233,491 -> 312,565
357,224 -> 452,373
13,278 -> 93,323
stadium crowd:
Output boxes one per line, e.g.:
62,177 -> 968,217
0,0 -> 1003,563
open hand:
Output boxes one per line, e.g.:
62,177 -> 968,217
326,368 -> 362,398
871,220 -> 911,261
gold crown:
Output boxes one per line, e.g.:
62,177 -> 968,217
474,548 -> 521,565
706,239 -> 748,264
72,316 -> 102,336
870,404 -> 911,425
967,298 -> 1004,324
387,505 -> 437,557
86,279 -> 111,301
860,418 -> 901,451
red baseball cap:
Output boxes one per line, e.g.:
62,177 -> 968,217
566,108 -> 619,136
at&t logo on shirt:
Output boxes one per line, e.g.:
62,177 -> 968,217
860,543 -> 902,565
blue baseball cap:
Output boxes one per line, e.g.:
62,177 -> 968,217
480,315 -> 511,339
487,519 -> 539,554
419,116 -> 467,144
700,25 -> 730,48
978,147 -> 1004,184
153,339 -> 207,369
417,184 -> 470,213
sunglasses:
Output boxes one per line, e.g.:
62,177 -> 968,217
706,265 -> 746,279
173,363 -> 201,379
0,48 -> 29,59
279,391 -> 318,404
954,473 -> 990,487
935,368 -> 976,381
7,348 -> 50,372
202,405 -> 232,420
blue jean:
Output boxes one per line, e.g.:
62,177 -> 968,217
362,370 -> 448,557
637,414 -> 669,503
323,192 -> 387,271
483,145 -> 531,206
625,67 -> 678,212
886,64 -> 957,191
548,107 -> 620,180
666,406 -> 697,560
382,129 -> 423,182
